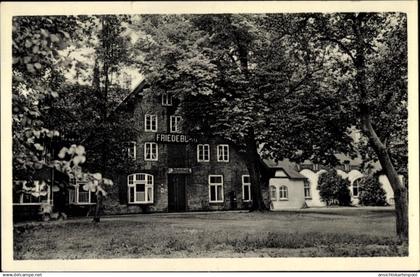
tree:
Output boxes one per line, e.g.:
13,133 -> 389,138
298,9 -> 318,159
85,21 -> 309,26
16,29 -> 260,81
135,14 -> 329,211
12,15 -> 115,221
317,169 -> 351,206
358,176 -> 388,206
310,13 -> 408,239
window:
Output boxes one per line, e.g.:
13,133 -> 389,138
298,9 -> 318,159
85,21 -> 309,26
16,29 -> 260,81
162,93 -> 173,106
13,180 -> 50,205
279,185 -> 288,200
304,181 -> 311,199
217,144 -> 229,162
144,142 -> 158,161
352,179 -> 360,197
127,141 -> 136,160
270,186 -> 277,201
209,175 -> 223,203
197,144 -> 210,162
242,175 -> 251,202
170,115 -> 182,133
145,114 -> 157,132
127,173 -> 154,204
69,183 -> 96,205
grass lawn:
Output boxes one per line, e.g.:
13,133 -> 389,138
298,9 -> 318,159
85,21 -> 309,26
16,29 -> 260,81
13,208 -> 408,259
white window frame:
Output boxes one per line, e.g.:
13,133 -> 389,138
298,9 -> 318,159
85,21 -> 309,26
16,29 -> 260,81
69,183 -> 96,205
217,144 -> 229,162
162,93 -> 173,106
144,114 -> 158,132
170,115 -> 182,133
197,144 -> 210,162
270,185 -> 277,201
279,185 -> 288,200
127,141 -> 136,160
144,142 -> 158,161
208,175 -> 224,203
242,175 -> 252,202
304,181 -> 311,199
127,173 -> 154,204
13,180 -> 51,206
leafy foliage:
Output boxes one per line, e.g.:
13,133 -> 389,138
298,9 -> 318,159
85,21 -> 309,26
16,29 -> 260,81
317,169 -> 351,206
358,176 -> 388,206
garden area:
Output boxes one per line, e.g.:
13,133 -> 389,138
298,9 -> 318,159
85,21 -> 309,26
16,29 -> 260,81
13,208 -> 408,259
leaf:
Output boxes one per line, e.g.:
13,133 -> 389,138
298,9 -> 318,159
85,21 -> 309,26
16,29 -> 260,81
50,91 -> 59,98
50,34 -> 60,43
26,64 -> 35,73
58,147 -> 68,159
52,185 -> 60,192
34,62 -> 42,69
33,45 -> 40,54
34,143 -> 44,151
75,145 -> 85,156
92,173 -> 102,180
25,40 -> 32,48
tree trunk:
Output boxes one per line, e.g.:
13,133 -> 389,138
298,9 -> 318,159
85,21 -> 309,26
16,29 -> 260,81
93,190 -> 103,223
361,112 -> 408,239
244,128 -> 268,211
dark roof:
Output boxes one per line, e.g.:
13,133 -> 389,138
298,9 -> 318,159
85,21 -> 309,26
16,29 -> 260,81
263,159 -> 307,180
110,79 -> 146,115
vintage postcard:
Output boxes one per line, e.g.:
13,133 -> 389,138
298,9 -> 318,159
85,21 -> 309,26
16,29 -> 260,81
1,1 -> 418,272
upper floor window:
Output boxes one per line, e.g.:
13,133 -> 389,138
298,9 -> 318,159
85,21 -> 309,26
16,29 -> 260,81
170,115 -> 182,133
242,175 -> 251,202
304,181 -> 311,199
217,144 -> 229,162
144,142 -> 158,161
197,144 -> 210,162
162,93 -> 173,106
145,114 -> 157,132
279,185 -> 288,200
127,141 -> 136,160
127,173 -> 154,204
209,175 -> 224,203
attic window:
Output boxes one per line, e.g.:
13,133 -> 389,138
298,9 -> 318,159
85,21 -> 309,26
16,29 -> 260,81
162,93 -> 173,106
274,170 -> 287,178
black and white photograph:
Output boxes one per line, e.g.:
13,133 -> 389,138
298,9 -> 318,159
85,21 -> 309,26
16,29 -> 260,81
1,1 -> 418,272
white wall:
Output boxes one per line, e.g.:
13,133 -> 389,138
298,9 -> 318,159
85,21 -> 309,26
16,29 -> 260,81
299,169 -> 327,207
300,168 -> 400,207
269,178 -> 306,210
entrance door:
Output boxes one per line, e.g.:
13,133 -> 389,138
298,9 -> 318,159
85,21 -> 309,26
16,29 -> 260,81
168,174 -> 186,212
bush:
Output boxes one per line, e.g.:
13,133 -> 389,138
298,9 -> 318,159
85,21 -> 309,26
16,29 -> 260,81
317,169 -> 351,206
358,176 -> 388,206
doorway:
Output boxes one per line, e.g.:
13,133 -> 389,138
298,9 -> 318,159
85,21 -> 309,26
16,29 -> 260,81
168,174 -> 186,212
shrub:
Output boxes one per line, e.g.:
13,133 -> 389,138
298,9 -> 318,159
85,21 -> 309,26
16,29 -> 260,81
358,176 -> 388,206
317,169 -> 351,206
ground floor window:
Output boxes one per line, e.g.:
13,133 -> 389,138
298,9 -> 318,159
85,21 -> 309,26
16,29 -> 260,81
69,183 -> 97,205
352,179 -> 360,197
128,173 -> 154,204
209,175 -> 223,203
270,185 -> 277,201
13,180 -> 50,205
279,185 -> 288,200
242,175 -> 251,202
304,181 -> 311,199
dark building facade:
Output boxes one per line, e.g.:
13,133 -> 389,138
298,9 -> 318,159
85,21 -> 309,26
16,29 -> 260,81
101,81 -> 255,213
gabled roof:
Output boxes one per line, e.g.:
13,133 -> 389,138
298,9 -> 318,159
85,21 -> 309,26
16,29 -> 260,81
263,159 -> 307,180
